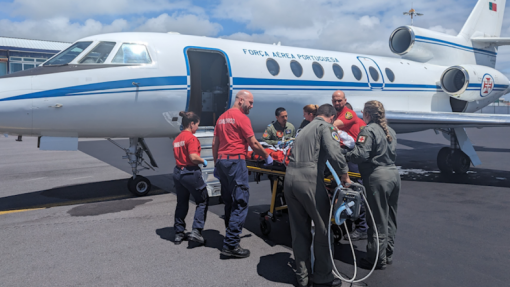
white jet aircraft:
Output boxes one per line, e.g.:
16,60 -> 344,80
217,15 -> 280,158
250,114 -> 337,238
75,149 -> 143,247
1,0 -> 509,196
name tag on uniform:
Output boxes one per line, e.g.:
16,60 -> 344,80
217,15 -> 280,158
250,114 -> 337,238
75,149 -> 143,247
286,130 -> 291,134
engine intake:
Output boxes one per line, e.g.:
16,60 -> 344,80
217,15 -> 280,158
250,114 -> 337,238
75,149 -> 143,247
389,27 -> 414,55
440,66 -> 469,95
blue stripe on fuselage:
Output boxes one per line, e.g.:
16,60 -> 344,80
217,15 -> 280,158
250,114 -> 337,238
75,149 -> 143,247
0,76 -> 187,102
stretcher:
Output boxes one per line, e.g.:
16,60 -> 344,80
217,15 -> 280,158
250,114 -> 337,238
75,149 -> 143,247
246,160 -> 362,236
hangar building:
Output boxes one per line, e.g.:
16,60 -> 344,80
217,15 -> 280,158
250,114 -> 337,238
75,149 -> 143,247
0,36 -> 70,76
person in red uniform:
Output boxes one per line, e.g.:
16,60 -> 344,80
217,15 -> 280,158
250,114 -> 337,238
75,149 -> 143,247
332,90 -> 365,141
172,111 -> 209,245
212,90 -> 272,258
333,95 -> 369,241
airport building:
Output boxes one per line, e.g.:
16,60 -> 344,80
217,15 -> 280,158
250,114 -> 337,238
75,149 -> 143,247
0,36 -> 70,76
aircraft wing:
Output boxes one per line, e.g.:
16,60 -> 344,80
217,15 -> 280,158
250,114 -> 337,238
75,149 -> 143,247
369,111 -> 510,133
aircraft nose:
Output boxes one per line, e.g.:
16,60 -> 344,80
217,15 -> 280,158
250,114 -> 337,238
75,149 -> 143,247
0,76 -> 33,135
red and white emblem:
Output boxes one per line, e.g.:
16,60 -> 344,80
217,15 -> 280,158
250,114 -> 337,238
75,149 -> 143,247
481,74 -> 494,97
358,136 -> 366,143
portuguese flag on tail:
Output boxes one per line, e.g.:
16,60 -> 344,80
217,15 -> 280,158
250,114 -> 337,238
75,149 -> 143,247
489,2 -> 497,12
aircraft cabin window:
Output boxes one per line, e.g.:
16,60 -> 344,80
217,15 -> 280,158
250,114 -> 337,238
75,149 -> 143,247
312,62 -> 324,78
385,68 -> 395,82
79,42 -> 116,64
266,58 -> 280,76
369,66 -> 379,81
351,65 -> 362,81
290,60 -> 303,77
332,64 -> 344,80
112,43 -> 152,64
44,41 -> 93,66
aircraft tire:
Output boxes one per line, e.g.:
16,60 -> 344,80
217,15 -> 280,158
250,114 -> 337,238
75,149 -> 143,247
437,147 -> 453,173
452,150 -> 471,174
128,176 -> 152,196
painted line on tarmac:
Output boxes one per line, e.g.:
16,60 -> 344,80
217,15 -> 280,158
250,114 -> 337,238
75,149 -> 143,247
0,208 -> 45,215
0,195 -> 130,216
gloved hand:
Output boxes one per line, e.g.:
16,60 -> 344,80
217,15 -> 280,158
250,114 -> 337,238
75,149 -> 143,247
265,155 -> 273,166
213,168 -> 220,180
202,159 -> 208,167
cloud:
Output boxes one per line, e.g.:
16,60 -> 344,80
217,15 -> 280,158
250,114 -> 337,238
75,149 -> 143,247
135,13 -> 222,36
358,16 -> 381,29
0,17 -> 129,42
9,0 -> 200,19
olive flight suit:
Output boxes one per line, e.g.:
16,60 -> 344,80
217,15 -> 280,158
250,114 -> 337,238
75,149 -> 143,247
346,122 -> 401,266
262,121 -> 296,145
284,117 -> 349,286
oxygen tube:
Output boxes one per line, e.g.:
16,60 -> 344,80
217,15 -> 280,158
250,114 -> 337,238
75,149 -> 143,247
326,161 -> 379,283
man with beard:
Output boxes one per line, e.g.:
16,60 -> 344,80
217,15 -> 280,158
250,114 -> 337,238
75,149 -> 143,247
332,90 -> 364,141
212,90 -> 272,258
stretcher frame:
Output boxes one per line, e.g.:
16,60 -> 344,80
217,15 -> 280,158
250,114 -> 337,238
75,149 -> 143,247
247,163 -> 361,235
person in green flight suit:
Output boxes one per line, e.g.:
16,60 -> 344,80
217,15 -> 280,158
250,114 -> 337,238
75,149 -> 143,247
346,100 -> 401,271
262,107 -> 296,145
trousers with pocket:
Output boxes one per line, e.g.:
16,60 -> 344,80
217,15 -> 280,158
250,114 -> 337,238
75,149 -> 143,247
216,158 -> 250,250
173,165 -> 209,234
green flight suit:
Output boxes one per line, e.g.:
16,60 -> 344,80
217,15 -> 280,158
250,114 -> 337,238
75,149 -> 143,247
262,121 -> 296,145
346,122 -> 401,266
284,117 -> 348,286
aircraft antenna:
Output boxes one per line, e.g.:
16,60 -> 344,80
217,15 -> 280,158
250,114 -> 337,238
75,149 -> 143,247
403,3 -> 423,26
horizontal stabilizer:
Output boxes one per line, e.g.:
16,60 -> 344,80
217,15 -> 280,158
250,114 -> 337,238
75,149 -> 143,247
471,37 -> 510,46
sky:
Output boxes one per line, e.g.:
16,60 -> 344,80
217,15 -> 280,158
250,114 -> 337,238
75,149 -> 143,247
0,0 -> 509,86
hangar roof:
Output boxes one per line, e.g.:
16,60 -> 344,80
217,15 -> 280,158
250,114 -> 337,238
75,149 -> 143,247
0,36 -> 71,53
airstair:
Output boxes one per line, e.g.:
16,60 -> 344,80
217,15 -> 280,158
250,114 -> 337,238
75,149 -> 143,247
194,126 -> 221,197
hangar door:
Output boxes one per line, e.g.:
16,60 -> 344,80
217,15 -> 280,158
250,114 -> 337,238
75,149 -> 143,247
186,49 -> 230,126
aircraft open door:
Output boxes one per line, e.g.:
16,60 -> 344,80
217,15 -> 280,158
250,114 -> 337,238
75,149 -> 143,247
185,47 -> 232,126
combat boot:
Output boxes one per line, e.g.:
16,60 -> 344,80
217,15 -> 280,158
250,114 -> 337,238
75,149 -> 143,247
188,229 -> 205,244
174,232 -> 187,245
221,245 -> 250,258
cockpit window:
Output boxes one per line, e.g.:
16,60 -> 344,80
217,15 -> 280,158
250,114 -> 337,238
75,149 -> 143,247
79,42 -> 116,64
111,43 -> 152,64
44,41 -> 93,66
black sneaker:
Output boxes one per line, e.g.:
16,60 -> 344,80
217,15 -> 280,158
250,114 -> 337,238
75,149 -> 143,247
358,258 -> 386,270
188,229 -> 205,244
221,245 -> 250,258
386,257 -> 393,265
174,232 -> 187,245
313,278 -> 342,287
343,229 -> 368,241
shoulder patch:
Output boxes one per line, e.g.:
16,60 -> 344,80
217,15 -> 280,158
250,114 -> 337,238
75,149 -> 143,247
286,129 -> 291,134
345,112 -> 353,120
360,126 -> 365,130
263,131 -> 269,138
358,136 -> 366,143
332,132 -> 340,142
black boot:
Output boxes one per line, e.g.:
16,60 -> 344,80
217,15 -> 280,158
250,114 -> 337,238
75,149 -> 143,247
188,229 -> 205,244
174,232 -> 187,245
221,245 -> 250,258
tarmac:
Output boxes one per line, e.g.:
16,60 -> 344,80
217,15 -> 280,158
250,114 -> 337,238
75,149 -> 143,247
0,127 -> 509,287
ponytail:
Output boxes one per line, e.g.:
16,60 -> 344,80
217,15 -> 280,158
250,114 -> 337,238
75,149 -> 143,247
363,101 -> 392,142
179,111 -> 200,129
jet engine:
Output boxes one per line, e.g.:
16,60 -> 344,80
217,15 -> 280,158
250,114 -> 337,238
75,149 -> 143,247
389,26 -> 476,65
439,64 -> 509,102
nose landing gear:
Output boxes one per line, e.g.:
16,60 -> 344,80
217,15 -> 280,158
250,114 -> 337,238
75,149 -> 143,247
108,138 -> 158,196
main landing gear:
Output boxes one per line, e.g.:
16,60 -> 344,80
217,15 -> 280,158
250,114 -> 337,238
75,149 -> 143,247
436,129 -> 471,174
108,138 -> 158,196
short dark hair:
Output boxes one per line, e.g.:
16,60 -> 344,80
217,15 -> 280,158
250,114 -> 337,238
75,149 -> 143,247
275,107 -> 286,116
345,102 -> 353,110
317,104 -> 337,117
179,111 -> 200,128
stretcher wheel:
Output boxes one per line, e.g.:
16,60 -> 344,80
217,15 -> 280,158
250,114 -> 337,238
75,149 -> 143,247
260,219 -> 271,236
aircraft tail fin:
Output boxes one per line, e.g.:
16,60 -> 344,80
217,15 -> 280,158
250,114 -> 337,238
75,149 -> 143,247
459,0 -> 506,39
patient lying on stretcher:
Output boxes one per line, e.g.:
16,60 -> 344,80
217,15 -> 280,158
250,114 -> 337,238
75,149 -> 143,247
246,130 -> 355,170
